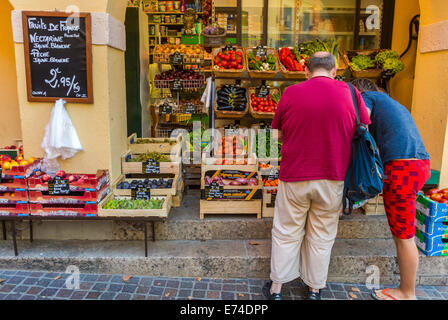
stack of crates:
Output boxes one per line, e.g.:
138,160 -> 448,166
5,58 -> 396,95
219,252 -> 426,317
0,159 -> 41,217
415,194 -> 448,256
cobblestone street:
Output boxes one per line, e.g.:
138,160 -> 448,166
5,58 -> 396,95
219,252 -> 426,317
0,269 -> 447,300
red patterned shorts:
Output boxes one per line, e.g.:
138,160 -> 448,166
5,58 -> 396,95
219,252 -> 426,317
383,159 -> 431,240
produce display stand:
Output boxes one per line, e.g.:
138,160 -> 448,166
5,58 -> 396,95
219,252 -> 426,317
0,215 -> 162,257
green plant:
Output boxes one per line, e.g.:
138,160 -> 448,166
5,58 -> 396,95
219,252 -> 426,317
350,54 -> 376,71
129,152 -> 170,163
103,198 -> 165,210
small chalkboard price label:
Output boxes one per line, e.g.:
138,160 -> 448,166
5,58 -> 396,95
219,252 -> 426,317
131,187 -> 151,200
184,102 -> 196,114
171,79 -> 183,91
170,52 -> 184,66
256,85 -> 270,98
205,182 -> 224,200
222,44 -> 236,52
267,167 -> 280,180
22,11 -> 93,103
143,159 -> 160,174
160,103 -> 173,115
48,176 -> 70,195
255,46 -> 267,58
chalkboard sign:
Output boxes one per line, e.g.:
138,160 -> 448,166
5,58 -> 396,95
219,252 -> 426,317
160,103 -> 173,115
143,159 -> 161,174
22,11 -> 93,103
48,176 -> 70,195
256,85 -> 270,98
204,182 -> 224,200
170,52 -> 184,66
171,79 -> 183,91
184,102 -> 196,114
131,187 -> 151,200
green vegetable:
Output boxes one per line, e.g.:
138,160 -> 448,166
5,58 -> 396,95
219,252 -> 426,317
298,39 -> 340,65
255,127 -> 282,158
103,198 -> 165,210
271,94 -> 281,104
375,50 -> 404,75
375,50 -> 400,65
382,58 -> 404,74
350,54 -> 376,71
129,152 -> 170,163
247,50 -> 276,71
135,139 -> 176,145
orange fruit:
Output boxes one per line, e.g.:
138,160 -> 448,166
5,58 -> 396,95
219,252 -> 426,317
27,157 -> 36,163
2,161 -> 11,170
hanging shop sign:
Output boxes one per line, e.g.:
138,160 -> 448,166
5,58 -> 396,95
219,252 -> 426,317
22,11 -> 93,103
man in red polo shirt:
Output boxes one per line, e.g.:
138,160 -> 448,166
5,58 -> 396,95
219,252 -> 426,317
262,52 -> 371,300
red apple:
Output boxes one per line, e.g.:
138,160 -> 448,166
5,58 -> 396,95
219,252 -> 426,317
68,175 -> 77,183
55,170 -> 66,178
10,145 -> 16,150
3,146 -> 10,150
41,174 -> 52,182
426,189 -> 441,197
1,155 -> 11,162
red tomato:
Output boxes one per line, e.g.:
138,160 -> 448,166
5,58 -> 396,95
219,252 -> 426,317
427,189 -> 440,196
431,194 -> 444,202
237,64 -> 243,69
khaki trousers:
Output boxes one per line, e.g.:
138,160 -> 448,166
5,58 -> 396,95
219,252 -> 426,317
270,180 -> 344,289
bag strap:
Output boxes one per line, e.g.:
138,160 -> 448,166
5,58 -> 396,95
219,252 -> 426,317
347,83 -> 360,127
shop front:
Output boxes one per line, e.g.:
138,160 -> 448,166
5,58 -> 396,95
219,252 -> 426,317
0,0 -> 448,280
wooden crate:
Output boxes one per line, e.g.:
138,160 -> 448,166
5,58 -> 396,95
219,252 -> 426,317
127,133 -> 182,154
98,193 -> 171,218
184,164 -> 201,187
363,195 -> 385,215
199,199 -> 262,219
171,179 -> 185,208
202,153 -> 257,170
113,174 -> 180,197
121,149 -> 182,175
262,187 -> 278,218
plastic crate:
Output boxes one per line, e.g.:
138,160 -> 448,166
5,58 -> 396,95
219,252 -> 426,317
1,159 -> 41,179
415,229 -> 448,256
0,177 -> 27,191
416,194 -> 448,220
415,210 -> 448,237
0,202 -> 29,217
28,170 -> 109,192
28,183 -> 110,205
0,190 -> 28,203
29,203 -> 98,217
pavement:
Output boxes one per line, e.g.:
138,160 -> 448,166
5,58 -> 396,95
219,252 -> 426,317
0,269 -> 447,300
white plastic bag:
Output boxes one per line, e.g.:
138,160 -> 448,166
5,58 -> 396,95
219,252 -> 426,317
201,77 -> 213,111
41,99 -> 83,170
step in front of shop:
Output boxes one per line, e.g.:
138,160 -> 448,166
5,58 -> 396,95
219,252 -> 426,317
0,239 -> 446,286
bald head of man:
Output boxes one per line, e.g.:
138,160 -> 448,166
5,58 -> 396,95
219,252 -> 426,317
305,51 -> 337,79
